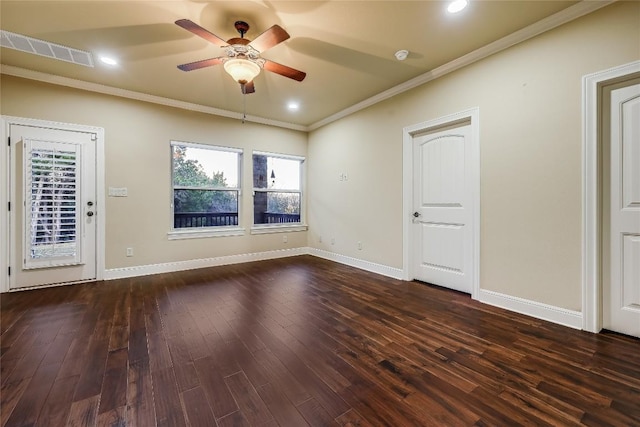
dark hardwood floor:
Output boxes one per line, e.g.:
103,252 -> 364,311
1,255 -> 639,426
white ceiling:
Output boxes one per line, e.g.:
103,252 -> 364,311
1,1 -> 604,129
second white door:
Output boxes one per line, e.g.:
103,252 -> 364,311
603,83 -> 640,338
412,124 -> 473,294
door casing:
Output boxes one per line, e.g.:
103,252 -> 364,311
1,116 -> 105,292
402,107 -> 480,300
582,60 -> 640,332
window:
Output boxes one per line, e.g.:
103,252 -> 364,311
252,151 -> 304,228
171,141 -> 242,233
24,139 -> 81,268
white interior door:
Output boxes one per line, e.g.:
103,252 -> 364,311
9,124 -> 97,289
603,83 -> 640,337
412,124 -> 473,294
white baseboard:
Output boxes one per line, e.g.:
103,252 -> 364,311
478,289 -> 583,330
106,248 -> 582,331
104,247 -> 309,280
308,248 -> 404,280
104,247 -> 404,282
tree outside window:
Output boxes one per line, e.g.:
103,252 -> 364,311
171,142 -> 241,228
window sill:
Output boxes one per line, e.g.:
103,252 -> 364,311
168,227 -> 246,240
250,224 -> 308,235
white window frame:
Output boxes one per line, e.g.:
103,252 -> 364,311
251,150 -> 307,234
168,140 -> 245,240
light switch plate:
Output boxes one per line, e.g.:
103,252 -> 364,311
108,187 -> 128,197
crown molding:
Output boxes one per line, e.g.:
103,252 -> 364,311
0,65 -> 308,132
1,1 -> 614,133
307,0 -> 615,131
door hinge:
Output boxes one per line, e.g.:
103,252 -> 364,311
7,266 -> 10,276
91,133 -> 97,142
7,201 -> 10,211
7,136 -> 10,147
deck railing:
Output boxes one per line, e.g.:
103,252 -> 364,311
174,212 -> 301,228
174,212 -> 238,228
261,213 -> 301,224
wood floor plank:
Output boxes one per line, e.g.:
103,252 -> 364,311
297,397 -> 340,427
0,377 -> 30,427
181,387 -> 217,427
146,331 -> 172,373
216,411 -> 251,427
251,322 -> 351,418
34,375 -> 79,427
252,348 -> 312,406
166,333 -> 200,392
335,408 -> 374,427
56,336 -> 91,380
1,255 -> 639,426
3,360 -> 61,427
126,359 -> 156,427
151,367 -> 186,427
96,406 -> 126,427
65,395 -> 99,427
72,336 -> 110,402
193,356 -> 238,419
98,348 -> 128,415
256,382 -> 311,427
224,371 -> 275,425
41,331 -> 76,368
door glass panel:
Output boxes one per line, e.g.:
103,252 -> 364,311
24,139 -> 82,269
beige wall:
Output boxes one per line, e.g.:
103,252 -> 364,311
308,1 -> 640,311
1,76 -> 308,269
1,2 -> 638,311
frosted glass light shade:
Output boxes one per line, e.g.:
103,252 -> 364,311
224,59 -> 260,84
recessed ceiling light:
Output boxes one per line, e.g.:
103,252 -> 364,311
448,0 -> 468,14
99,56 -> 118,66
287,102 -> 299,111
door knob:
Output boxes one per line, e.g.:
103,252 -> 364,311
87,201 -> 94,207
87,211 -> 94,217
413,212 -> 421,218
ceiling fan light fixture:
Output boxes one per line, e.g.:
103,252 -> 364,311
224,58 -> 261,84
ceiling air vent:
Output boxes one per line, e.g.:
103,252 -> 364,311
0,30 -> 94,67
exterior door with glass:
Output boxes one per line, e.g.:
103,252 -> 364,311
9,123 -> 97,289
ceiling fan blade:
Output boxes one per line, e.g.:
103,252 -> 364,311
263,60 -> 306,82
177,57 -> 224,71
175,19 -> 227,48
248,25 -> 290,52
241,81 -> 256,94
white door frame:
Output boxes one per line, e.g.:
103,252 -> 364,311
402,107 -> 480,300
582,60 -> 640,332
0,116 -> 106,292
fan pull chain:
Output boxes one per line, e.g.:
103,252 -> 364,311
242,85 -> 247,124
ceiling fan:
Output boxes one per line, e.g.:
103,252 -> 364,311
175,19 -> 306,94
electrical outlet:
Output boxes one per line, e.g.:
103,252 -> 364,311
126,247 -> 133,257
318,236 -> 323,243
282,235 -> 288,243
358,241 -> 362,250
331,237 -> 335,245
